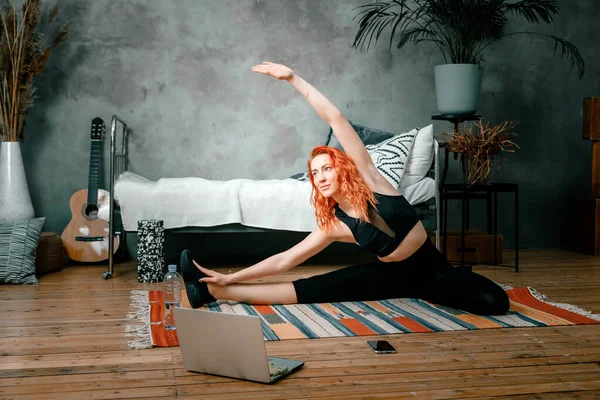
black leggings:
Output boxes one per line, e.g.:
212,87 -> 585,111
292,239 -> 509,315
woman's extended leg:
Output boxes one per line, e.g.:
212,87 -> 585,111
182,259 -> 405,308
181,241 -> 509,315
207,282 -> 298,304
183,261 -> 396,308
181,282 -> 297,308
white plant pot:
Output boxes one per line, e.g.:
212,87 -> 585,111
0,141 -> 35,223
434,63 -> 483,115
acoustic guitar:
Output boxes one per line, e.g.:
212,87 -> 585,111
61,117 -> 120,262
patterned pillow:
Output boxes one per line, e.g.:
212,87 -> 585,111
326,121 -> 396,150
399,124 -> 434,190
292,126 -> 418,187
0,217 -> 45,284
366,129 -> 418,188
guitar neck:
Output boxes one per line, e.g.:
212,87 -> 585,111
86,139 -> 102,206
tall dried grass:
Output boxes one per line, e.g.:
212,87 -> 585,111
443,120 -> 519,185
0,0 -> 71,142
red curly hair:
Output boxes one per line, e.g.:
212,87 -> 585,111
307,146 -> 377,232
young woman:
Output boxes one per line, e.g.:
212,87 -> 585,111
181,62 -> 509,315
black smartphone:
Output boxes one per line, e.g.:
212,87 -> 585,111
367,340 -> 397,354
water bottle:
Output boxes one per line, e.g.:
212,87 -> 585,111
162,264 -> 182,330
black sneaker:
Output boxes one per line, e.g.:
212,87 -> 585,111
180,249 -> 205,282
185,280 -> 205,309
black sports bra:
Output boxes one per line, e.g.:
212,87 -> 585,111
334,192 -> 420,257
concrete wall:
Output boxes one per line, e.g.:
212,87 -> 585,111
14,0 -> 600,252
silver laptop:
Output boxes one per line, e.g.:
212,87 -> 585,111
173,307 -> 304,384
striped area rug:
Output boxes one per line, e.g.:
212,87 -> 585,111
126,287 -> 600,349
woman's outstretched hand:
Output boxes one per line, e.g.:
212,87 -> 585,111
251,61 -> 294,80
193,260 -> 230,286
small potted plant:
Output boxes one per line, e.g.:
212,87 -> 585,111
352,0 -> 585,116
442,120 -> 519,185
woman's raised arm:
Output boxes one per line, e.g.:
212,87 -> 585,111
252,62 -> 384,186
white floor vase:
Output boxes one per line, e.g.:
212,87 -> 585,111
0,141 -> 35,223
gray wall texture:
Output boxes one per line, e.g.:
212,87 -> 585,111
15,0 -> 600,251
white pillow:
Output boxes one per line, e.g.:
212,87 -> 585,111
399,124 -> 434,190
366,128 -> 418,189
402,177 -> 436,205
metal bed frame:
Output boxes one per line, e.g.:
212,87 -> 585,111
103,114 -> 441,279
104,115 -> 128,279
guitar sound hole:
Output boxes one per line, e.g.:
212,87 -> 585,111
85,204 -> 99,219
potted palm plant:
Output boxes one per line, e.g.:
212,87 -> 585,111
0,0 -> 71,223
352,0 -> 585,116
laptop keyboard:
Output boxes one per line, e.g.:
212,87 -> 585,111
268,361 -> 289,379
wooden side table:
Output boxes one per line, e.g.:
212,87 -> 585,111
432,115 -> 519,272
442,183 -> 519,272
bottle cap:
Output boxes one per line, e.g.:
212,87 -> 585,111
168,264 -> 177,272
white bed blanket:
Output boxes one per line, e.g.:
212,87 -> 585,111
114,171 -> 435,232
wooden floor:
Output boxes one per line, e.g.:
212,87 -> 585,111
1,249 -> 600,399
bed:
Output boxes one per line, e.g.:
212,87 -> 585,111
103,115 -> 440,279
